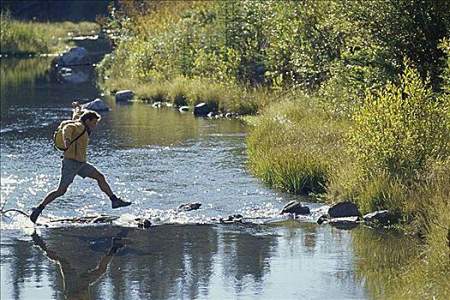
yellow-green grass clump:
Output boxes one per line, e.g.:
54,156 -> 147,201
247,93 -> 348,195
1,11 -> 99,55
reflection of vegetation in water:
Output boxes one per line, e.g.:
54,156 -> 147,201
0,58 -> 51,117
221,227 -> 278,289
0,58 -> 50,90
106,102 -> 200,147
106,102 -> 246,147
352,227 -> 423,299
352,161 -> 450,300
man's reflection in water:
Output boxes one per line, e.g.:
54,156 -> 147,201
31,229 -> 128,300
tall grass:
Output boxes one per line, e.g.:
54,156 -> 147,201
246,93 -> 348,195
0,11 -> 99,55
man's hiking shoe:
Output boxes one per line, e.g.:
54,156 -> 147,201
30,207 -> 43,223
111,196 -> 131,209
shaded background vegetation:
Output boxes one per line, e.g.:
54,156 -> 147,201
0,0 -> 110,22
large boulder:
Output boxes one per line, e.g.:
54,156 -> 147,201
328,201 -> 360,218
115,90 -> 134,102
58,47 -> 89,66
82,99 -> 110,112
363,210 -> 400,226
193,102 -> 210,117
280,201 -> 310,215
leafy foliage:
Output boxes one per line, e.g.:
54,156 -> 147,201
347,63 -> 450,211
349,63 -> 449,179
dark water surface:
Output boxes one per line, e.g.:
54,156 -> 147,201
1,53 -> 420,299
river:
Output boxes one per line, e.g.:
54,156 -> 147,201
0,38 -> 421,300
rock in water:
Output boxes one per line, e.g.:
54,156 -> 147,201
82,99 -> 110,112
363,210 -> 400,226
193,102 -> 210,117
177,202 -> 202,212
115,90 -> 134,102
280,200 -> 310,215
328,201 -> 360,218
328,216 -> 360,230
137,218 -> 152,229
179,106 -> 189,112
219,214 -> 244,224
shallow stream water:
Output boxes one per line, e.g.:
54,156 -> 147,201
0,42 -> 421,300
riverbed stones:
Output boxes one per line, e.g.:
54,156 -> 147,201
280,201 -> 310,215
82,98 -> 110,111
363,210 -> 400,226
136,218 -> 152,229
115,90 -> 134,102
328,201 -> 360,218
177,202 -> 202,212
219,214 -> 244,224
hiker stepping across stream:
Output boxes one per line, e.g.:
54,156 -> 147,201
29,102 -> 131,223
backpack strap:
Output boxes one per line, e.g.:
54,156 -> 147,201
64,126 -> 87,152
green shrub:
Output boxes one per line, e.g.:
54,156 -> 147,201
347,63 -> 450,211
440,38 -> 450,94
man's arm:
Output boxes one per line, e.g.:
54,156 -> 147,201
71,101 -> 83,120
61,124 -> 75,149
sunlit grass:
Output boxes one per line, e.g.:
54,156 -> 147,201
1,11 -> 99,55
246,94 -> 348,195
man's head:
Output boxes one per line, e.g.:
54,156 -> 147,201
80,110 -> 101,130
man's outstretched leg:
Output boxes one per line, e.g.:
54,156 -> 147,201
85,169 -> 131,209
30,158 -> 80,223
30,185 -> 68,223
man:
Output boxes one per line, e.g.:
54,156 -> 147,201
30,102 -> 131,223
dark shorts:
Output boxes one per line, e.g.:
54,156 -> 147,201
58,159 -> 98,188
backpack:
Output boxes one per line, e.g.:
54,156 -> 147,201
53,120 -> 87,151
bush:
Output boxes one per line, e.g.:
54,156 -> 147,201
440,38 -> 450,94
347,63 -> 450,211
